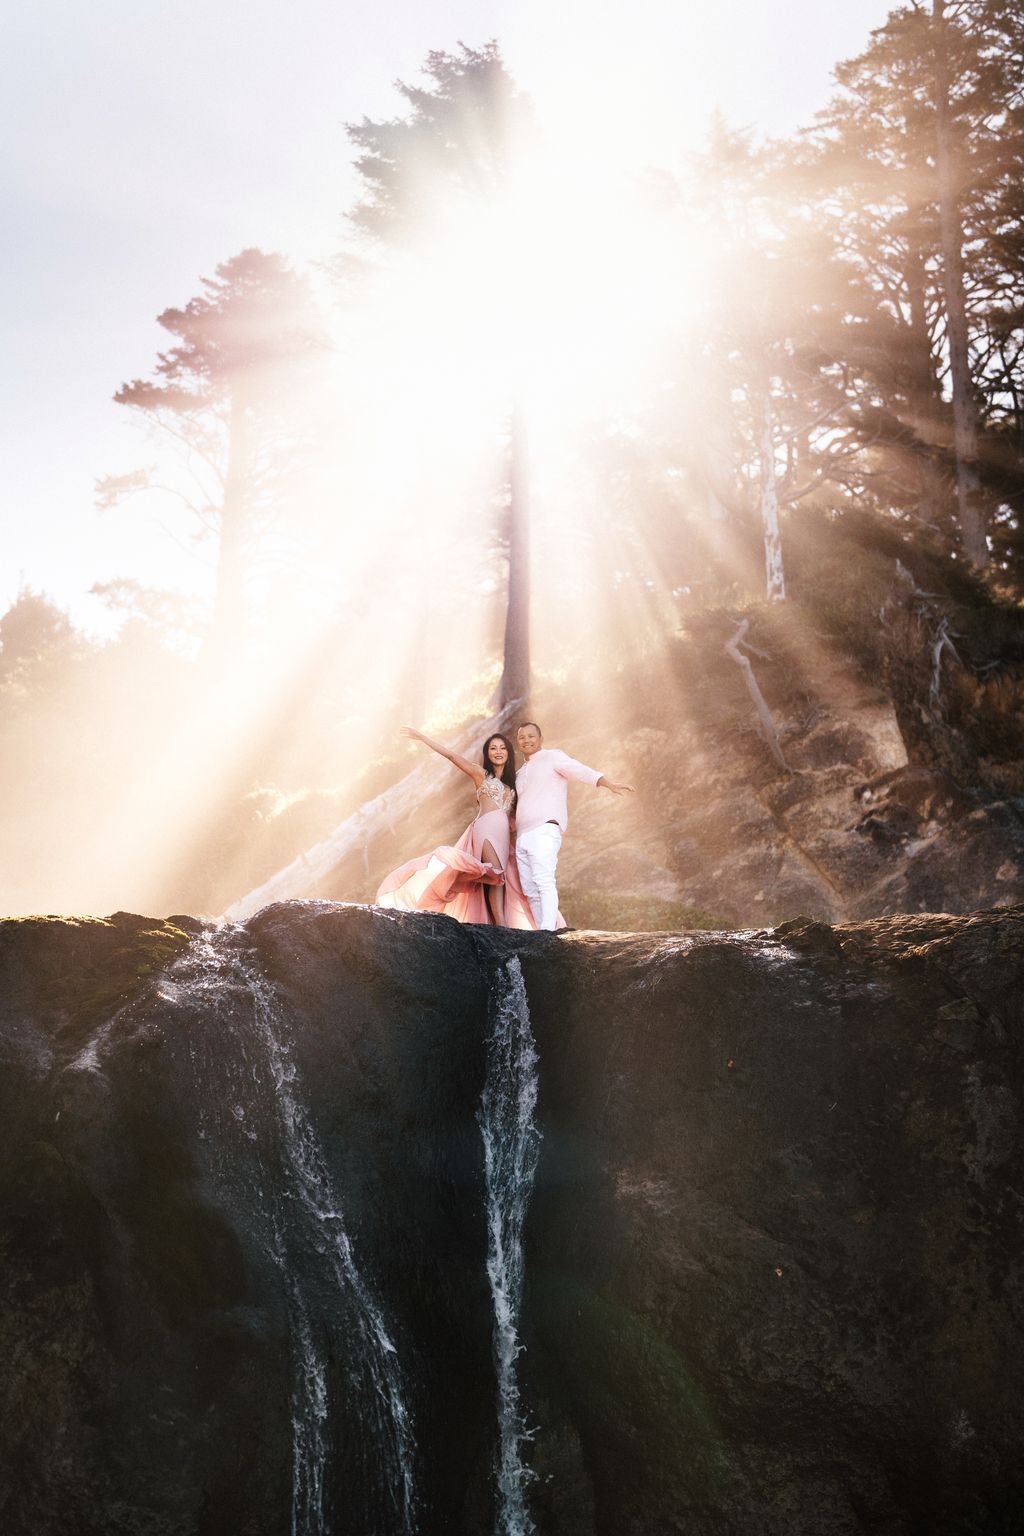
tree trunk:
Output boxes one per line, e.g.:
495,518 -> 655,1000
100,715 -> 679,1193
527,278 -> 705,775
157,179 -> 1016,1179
705,480 -> 729,523
207,380 -> 253,659
496,409 -> 530,708
760,393 -> 786,602
932,0 -> 987,567
905,239 -> 939,409
906,238 -> 948,528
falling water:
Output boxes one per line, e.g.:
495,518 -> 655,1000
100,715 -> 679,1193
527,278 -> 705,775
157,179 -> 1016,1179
163,926 -> 417,1536
478,956 -> 543,1536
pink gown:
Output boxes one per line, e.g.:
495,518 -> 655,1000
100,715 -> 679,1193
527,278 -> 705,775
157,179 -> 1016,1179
375,776 -> 538,928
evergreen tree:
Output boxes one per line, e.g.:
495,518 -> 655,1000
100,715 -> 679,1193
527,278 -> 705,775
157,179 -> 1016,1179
800,1 -> 1024,574
347,42 -> 523,247
0,588 -> 80,682
105,249 -> 323,657
681,123 -> 866,601
345,44 -> 535,707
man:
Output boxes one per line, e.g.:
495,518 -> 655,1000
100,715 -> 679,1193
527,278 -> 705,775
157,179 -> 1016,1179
514,721 -> 635,931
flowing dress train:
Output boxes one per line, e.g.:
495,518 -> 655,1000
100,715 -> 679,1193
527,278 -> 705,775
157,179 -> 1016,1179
375,776 -> 537,928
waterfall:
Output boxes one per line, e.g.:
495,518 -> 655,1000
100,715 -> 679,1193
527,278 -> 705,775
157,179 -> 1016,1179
478,956 -> 543,1536
162,926 -> 417,1536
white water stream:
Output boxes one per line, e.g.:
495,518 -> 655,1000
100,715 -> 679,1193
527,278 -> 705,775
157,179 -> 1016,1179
166,927 -> 417,1536
478,956 -> 543,1536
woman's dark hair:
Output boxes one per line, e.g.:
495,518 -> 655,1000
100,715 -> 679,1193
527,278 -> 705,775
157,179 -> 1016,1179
482,733 -> 517,805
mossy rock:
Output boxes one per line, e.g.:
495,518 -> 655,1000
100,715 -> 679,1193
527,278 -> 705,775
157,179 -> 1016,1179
0,912 -> 193,1042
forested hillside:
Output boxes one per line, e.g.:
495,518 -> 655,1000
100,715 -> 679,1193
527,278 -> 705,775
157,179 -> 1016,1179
3,4 -> 1023,920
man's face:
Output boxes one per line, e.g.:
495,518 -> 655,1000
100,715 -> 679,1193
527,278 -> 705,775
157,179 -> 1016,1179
517,725 -> 542,758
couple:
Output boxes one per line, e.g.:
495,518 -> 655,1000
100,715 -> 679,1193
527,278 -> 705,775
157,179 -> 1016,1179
376,722 -> 634,930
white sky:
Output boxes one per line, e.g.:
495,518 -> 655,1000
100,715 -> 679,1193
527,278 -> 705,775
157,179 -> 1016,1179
1,0 -> 895,634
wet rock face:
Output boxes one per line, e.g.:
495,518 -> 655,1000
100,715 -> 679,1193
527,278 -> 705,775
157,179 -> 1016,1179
0,906 -> 496,1536
519,910 -> 1024,1535
2,903 -> 1024,1535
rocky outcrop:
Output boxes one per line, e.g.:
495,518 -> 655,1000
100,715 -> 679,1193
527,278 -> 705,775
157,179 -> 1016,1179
1,902 -> 1023,1533
223,640 -> 1024,933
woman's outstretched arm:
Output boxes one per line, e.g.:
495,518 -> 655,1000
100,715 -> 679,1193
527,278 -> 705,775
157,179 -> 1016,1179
401,726 -> 485,786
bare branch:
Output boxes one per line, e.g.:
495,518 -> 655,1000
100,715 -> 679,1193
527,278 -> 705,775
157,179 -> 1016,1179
929,615 -> 964,706
724,619 -> 791,772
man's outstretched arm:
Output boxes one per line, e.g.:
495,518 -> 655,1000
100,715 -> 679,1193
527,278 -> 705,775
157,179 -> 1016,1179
553,751 -> 635,795
596,775 -> 636,796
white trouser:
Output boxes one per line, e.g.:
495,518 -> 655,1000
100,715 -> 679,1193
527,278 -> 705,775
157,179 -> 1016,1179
516,822 -> 563,931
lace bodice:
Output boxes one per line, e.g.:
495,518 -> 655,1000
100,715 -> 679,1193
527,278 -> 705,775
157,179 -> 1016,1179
476,775 -> 515,815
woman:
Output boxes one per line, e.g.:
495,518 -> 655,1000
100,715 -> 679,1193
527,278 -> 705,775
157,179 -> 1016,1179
375,727 -> 536,928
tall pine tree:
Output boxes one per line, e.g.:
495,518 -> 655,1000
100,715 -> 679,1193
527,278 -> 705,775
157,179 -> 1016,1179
344,44 -> 535,706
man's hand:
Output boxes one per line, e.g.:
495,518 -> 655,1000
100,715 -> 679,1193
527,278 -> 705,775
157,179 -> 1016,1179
598,777 -> 635,796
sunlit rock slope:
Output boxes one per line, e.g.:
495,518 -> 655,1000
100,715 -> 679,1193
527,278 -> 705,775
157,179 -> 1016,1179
1,902 -> 1023,1534
228,603 -> 1024,933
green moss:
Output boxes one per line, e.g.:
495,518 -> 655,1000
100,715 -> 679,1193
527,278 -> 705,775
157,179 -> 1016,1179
533,1268 -> 730,1505
0,915 -> 192,1034
62,930 -> 191,1024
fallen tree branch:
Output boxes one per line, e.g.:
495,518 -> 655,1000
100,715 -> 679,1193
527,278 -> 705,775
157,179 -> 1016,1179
724,619 -> 791,773
222,697 -> 527,920
929,616 -> 963,706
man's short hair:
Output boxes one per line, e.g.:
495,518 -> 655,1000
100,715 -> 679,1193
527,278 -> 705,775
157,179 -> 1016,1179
517,721 -> 542,736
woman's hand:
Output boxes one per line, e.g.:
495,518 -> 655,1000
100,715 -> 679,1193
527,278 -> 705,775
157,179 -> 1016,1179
400,725 -> 483,785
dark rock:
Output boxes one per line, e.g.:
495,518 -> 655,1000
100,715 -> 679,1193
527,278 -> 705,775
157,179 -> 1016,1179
854,801 -> 923,844
1,902 -> 1023,1533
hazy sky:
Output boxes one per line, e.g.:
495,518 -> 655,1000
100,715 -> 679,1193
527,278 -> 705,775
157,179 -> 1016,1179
2,0 -> 895,633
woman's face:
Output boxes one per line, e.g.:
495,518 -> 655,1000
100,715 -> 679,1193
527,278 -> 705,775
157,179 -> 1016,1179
487,737 -> 509,769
